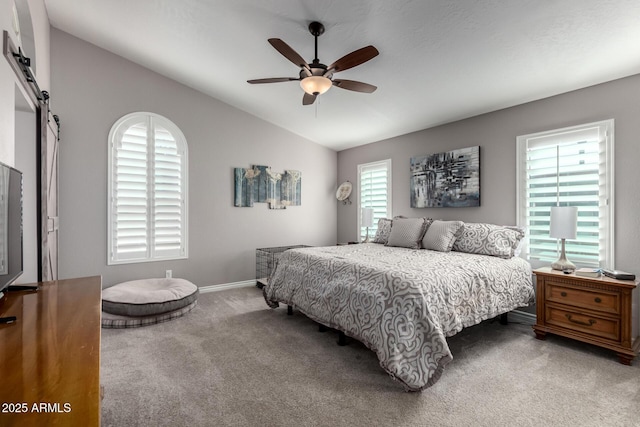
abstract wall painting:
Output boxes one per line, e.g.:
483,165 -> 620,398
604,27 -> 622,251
234,165 -> 301,209
410,146 -> 480,208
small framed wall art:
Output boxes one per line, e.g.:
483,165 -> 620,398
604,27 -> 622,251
234,165 -> 301,209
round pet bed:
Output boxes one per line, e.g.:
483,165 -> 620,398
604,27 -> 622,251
101,278 -> 199,328
101,300 -> 198,329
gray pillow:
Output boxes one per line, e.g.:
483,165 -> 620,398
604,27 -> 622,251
453,223 -> 525,259
385,217 -> 429,249
372,218 -> 393,244
422,220 -> 464,252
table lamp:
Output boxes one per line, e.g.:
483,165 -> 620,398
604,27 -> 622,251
362,207 -> 374,243
549,206 -> 578,271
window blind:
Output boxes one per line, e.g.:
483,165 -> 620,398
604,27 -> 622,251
153,124 -> 184,258
109,113 -> 188,264
518,121 -> 613,269
113,121 -> 149,261
358,160 -> 391,240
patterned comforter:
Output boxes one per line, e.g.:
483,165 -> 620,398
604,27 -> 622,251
263,243 -> 534,391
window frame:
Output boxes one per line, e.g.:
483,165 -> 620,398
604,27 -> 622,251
357,159 -> 392,242
516,119 -> 614,269
107,112 -> 189,265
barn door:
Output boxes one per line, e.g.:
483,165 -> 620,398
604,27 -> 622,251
39,108 -> 59,281
4,31 -> 61,282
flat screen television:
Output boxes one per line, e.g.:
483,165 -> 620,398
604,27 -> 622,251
0,161 -> 23,301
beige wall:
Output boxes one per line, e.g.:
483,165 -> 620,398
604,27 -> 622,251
50,29 -> 337,287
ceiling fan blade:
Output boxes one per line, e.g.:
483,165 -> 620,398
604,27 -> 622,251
302,93 -> 317,105
247,77 -> 299,84
268,38 -> 311,75
333,79 -> 377,93
327,46 -> 379,73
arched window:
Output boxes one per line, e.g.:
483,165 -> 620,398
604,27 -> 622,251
108,112 -> 188,264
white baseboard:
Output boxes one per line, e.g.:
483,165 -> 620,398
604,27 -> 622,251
509,309 -> 536,325
198,280 -> 257,294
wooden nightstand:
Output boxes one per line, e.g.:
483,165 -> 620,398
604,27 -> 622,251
533,267 -> 639,365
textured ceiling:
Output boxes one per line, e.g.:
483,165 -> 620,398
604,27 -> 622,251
44,0 -> 640,151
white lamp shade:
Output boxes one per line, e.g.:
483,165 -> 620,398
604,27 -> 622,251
362,207 -> 374,228
550,206 -> 578,239
300,76 -> 332,95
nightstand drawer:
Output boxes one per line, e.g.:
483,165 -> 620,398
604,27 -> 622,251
546,305 -> 619,341
546,282 -> 619,315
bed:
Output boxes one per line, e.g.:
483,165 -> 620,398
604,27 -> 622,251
263,225 -> 535,391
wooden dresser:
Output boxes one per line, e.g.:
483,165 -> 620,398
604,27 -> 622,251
533,267 -> 639,364
0,276 -> 102,427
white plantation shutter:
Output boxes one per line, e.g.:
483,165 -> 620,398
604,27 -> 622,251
113,121 -> 149,261
358,159 -> 392,240
153,125 -> 184,257
517,120 -> 613,269
108,113 -> 188,264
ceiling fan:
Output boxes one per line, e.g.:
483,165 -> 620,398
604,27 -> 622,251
247,21 -> 379,105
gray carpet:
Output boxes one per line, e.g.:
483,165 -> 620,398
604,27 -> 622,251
101,286 -> 640,427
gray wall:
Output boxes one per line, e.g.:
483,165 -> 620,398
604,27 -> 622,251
338,74 -> 640,328
337,74 -> 640,275
51,29 -> 337,288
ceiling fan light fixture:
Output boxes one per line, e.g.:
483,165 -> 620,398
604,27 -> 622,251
300,76 -> 332,95
249,21 -> 378,105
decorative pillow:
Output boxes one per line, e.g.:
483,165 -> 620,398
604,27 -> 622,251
372,218 -> 393,244
422,220 -> 464,252
385,217 -> 429,249
452,223 -> 526,259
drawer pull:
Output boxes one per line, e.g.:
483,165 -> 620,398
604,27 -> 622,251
565,314 -> 595,327
561,292 -> 567,297
594,297 -> 602,303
